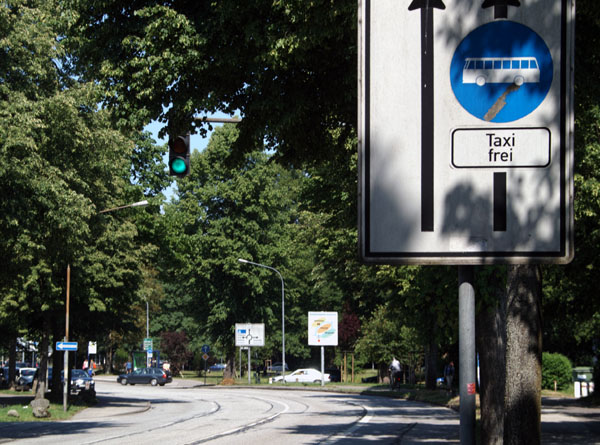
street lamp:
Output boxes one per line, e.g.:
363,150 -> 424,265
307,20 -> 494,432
238,258 -> 286,383
62,199 -> 149,411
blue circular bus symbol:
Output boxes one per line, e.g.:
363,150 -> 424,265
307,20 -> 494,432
450,21 -> 553,123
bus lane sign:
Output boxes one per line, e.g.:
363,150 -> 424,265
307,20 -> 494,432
358,0 -> 574,264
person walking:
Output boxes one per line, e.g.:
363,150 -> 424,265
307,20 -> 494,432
444,361 -> 455,393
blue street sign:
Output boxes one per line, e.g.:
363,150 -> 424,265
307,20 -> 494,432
201,344 -> 210,353
56,341 -> 78,351
450,21 -> 553,123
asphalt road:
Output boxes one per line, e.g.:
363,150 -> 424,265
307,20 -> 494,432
0,379 -> 459,444
1,378 -> 599,444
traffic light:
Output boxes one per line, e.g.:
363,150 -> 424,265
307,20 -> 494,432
168,134 -> 191,177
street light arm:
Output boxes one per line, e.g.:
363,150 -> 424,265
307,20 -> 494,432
238,258 -> 286,382
98,200 -> 149,214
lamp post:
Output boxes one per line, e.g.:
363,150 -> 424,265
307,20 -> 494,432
238,258 -> 286,383
63,199 -> 149,411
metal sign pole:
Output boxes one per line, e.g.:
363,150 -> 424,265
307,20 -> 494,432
321,346 -> 325,387
248,347 -> 251,385
458,266 -> 476,445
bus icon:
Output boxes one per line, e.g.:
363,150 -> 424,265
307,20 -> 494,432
463,57 -> 540,86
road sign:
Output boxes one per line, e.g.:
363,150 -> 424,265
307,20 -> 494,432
235,323 -> 265,347
56,341 -> 78,351
201,344 -> 210,354
308,312 -> 338,346
143,338 -> 153,352
202,353 -> 209,361
358,0 -> 574,264
88,341 -> 97,355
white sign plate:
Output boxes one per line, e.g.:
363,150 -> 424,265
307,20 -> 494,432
452,128 -> 550,168
358,0 -> 574,264
235,323 -> 265,347
308,312 -> 338,346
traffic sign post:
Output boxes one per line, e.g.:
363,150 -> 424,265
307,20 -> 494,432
359,0 -> 574,265
235,324 -> 265,385
308,312 -> 338,387
359,2 -> 574,443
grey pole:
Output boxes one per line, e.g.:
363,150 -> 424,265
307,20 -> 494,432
321,346 -> 325,387
238,259 -> 286,383
248,347 -> 251,385
458,266 -> 476,445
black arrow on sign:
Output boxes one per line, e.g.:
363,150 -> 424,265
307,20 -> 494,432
482,0 -> 520,20
408,0 -> 446,232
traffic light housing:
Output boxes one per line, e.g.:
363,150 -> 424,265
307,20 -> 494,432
168,134 -> 191,177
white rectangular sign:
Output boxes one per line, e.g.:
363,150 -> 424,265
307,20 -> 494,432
308,312 -> 338,346
235,323 -> 265,347
452,128 -> 550,168
358,0 -> 574,264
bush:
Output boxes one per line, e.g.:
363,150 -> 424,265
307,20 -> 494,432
542,352 -> 572,390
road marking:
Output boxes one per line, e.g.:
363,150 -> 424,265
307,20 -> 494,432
320,404 -> 371,444
186,397 -> 290,444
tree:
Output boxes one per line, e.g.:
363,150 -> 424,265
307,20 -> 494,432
0,0 -> 165,397
160,331 -> 192,375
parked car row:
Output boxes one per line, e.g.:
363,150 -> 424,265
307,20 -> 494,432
1,367 -> 95,394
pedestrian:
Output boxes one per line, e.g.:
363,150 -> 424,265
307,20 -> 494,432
444,361 -> 455,391
82,359 -> 88,371
389,357 -> 401,389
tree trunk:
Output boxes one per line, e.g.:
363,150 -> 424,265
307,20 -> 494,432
425,330 -> 439,390
35,319 -> 50,399
476,268 -> 507,445
504,265 -> 542,445
8,336 -> 17,390
223,355 -> 236,380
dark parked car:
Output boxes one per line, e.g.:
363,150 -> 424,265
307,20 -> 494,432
117,367 -> 172,386
68,369 -> 96,394
17,368 -> 37,389
269,362 -> 289,373
46,368 -> 95,394
208,363 -> 226,372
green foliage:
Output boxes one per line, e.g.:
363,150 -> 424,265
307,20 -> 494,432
355,305 -> 422,370
542,352 -> 573,391
114,348 -> 129,372
66,0 -> 357,164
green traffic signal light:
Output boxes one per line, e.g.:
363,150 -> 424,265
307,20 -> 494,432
170,158 -> 187,175
168,135 -> 191,177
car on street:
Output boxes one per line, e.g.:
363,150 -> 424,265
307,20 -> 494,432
117,367 -> 172,386
271,368 -> 330,384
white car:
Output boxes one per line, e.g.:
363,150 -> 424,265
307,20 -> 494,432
271,368 -> 330,384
